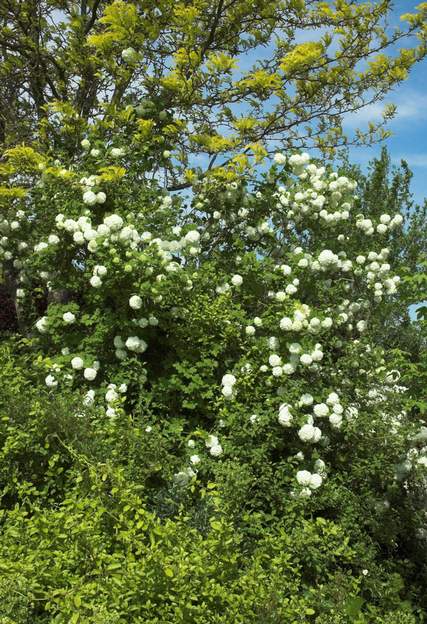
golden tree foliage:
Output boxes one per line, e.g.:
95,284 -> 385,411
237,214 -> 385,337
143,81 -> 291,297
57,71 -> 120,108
0,0 -> 426,189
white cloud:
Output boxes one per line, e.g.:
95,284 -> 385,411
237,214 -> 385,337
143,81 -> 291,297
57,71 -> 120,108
343,89 -> 427,129
392,153 -> 427,167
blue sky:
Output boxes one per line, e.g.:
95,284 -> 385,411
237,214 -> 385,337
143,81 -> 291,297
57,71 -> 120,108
345,0 -> 427,206
346,57 -> 427,206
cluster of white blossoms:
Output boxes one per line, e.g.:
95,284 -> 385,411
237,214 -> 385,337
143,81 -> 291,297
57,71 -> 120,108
278,402 -> 293,426
0,210 -> 27,262
80,175 -> 106,206
355,248 -> 400,300
356,213 -> 403,236
221,374 -> 237,399
70,356 -> 100,381
5,147 -> 421,507
35,316 -> 49,334
129,294 -> 143,310
263,341 -> 324,378
63,311 -> 76,324
279,305 -> 332,334
396,426 -> 427,481
274,157 -> 357,225
205,434 -> 223,457
174,433 -> 223,487
104,382 -> 127,418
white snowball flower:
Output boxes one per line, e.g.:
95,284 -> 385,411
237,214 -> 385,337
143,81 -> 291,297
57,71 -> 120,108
48,234 -> 60,245
332,404 -> 344,415
84,367 -> 97,381
282,363 -> 295,375
63,312 -> 76,324
129,295 -> 143,310
309,473 -> 323,489
245,325 -> 256,336
97,224 -> 110,236
185,230 -> 200,244
311,349 -> 324,362
94,265 -> 107,277
231,274 -> 243,286
356,320 -> 367,332
275,291 -> 287,302
36,316 -> 48,333
222,374 -> 236,387
210,444 -> 223,457
299,393 -> 314,406
105,389 -> 119,403
113,336 -> 124,348
89,275 -> 102,288
111,147 -> 124,157
314,403 -> 329,417
222,385 -> 234,398
104,214 -> 123,230
326,392 -> 340,405
273,153 -> 286,164
269,354 -> 282,367
280,317 -> 293,331
83,190 -> 97,206
205,435 -> 219,448
125,336 -> 148,353
329,414 -> 343,428
45,374 -> 58,388
71,356 -> 84,370
314,459 -> 326,474
296,470 -> 312,486
96,192 -> 107,204
300,354 -> 313,366
83,389 -> 95,406
73,231 -> 85,244
81,139 -> 90,149
298,423 -> 321,443
278,404 -> 293,427
190,455 -> 201,465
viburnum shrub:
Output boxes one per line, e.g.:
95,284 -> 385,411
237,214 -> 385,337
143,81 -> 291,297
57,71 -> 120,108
1,142 -> 426,505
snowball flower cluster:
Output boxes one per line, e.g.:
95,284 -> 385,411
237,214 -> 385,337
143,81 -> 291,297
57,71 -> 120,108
71,356 -> 84,370
221,373 -> 236,398
125,336 -> 148,354
296,469 -> 322,488
129,295 -> 143,310
278,403 -> 293,427
83,190 -> 106,206
296,470 -> 323,496
104,382 -> 127,418
36,316 -> 48,334
63,311 -> 76,324
45,374 -> 58,388
298,421 -> 322,443
205,434 -> 223,457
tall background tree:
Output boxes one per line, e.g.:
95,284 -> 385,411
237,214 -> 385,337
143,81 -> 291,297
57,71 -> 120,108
0,0 -> 426,185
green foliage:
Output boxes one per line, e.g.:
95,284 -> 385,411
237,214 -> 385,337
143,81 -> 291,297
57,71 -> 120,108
0,1 -> 427,616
